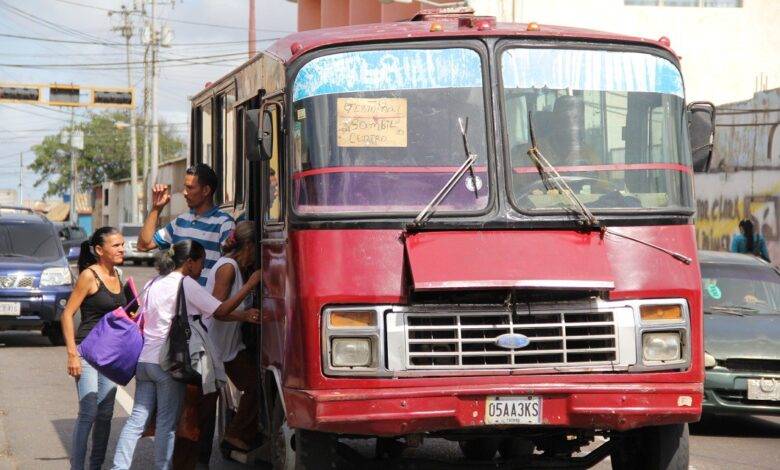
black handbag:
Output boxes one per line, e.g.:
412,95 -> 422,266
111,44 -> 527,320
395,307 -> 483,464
167,281 -> 201,384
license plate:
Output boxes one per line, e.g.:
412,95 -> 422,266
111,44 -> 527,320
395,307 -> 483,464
747,378 -> 780,401
0,302 -> 20,316
485,396 -> 542,425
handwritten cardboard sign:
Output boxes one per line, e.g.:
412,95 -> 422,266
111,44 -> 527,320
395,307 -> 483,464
337,98 -> 407,147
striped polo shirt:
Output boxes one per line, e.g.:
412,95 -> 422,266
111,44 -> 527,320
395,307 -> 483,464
153,206 -> 235,285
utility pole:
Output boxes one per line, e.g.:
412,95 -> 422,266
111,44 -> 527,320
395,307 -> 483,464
142,43 -> 150,218
111,4 -> 140,224
249,0 -> 256,59
150,0 -> 160,199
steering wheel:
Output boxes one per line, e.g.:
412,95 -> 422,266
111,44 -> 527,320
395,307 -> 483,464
516,175 -> 622,199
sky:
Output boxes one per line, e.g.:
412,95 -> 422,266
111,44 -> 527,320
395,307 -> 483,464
0,0 -> 297,202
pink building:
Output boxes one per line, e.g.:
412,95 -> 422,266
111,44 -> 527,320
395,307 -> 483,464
290,0 -> 427,31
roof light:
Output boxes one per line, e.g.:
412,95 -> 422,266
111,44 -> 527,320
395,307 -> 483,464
430,22 -> 443,32
658,36 -> 671,47
526,22 -> 540,32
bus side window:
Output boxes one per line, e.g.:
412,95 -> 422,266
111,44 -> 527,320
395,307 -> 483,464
265,105 -> 282,224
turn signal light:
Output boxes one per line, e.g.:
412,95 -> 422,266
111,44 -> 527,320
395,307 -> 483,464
329,310 -> 376,328
640,304 -> 682,322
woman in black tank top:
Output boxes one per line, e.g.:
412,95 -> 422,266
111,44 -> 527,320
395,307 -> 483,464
60,226 -> 128,470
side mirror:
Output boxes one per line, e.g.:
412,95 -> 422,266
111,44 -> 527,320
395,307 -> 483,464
245,109 -> 262,162
260,109 -> 274,161
687,101 -> 716,173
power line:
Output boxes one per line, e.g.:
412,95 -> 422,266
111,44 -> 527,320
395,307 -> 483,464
0,32 -> 282,47
51,0 -> 293,33
0,51 -> 249,68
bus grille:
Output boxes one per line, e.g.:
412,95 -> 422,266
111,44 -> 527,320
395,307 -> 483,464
404,309 -> 617,369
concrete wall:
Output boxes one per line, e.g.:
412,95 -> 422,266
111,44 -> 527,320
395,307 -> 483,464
695,170 -> 780,262
469,0 -> 779,105
694,87 -> 780,262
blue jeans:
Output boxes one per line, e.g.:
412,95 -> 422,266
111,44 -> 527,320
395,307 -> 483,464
111,362 -> 185,470
71,357 -> 117,470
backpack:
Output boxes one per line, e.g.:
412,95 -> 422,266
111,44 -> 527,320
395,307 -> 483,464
166,281 -> 202,384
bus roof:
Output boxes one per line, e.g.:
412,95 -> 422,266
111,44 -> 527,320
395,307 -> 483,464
192,12 -> 676,101
266,15 -> 676,64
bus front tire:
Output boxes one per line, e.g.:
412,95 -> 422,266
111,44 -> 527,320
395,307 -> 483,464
611,423 -> 689,470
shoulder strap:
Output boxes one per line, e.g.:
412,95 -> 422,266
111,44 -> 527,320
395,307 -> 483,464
86,267 -> 104,289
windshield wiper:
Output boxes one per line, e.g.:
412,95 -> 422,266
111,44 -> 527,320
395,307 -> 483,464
706,305 -> 758,316
526,111 -> 599,227
410,117 -> 478,228
0,252 -> 24,258
525,111 -> 692,265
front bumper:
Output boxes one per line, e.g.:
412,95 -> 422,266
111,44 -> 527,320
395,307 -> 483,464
703,369 -> 780,416
284,382 -> 702,436
0,287 -> 71,330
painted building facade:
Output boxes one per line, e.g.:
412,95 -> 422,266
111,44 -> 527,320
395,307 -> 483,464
695,87 -> 780,261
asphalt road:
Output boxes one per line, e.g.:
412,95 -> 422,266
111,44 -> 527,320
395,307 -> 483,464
0,265 -> 778,469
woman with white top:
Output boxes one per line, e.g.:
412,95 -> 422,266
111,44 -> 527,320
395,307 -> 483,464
111,239 -> 261,470
208,221 -> 261,452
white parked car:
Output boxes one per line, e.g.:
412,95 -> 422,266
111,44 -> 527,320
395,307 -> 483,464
120,224 -> 155,266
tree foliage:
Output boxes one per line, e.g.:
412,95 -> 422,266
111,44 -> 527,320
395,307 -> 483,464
29,111 -> 185,197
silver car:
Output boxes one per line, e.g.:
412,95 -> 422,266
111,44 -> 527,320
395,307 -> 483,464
120,224 -> 154,266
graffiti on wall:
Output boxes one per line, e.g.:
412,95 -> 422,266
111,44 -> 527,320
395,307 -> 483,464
695,191 -> 780,253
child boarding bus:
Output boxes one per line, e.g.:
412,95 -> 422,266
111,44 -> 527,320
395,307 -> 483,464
190,8 -> 714,469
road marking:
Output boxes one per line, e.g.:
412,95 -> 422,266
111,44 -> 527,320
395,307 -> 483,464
116,386 -> 134,415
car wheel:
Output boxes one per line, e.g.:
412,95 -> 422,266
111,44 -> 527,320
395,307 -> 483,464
46,322 -> 65,346
458,438 -> 500,461
611,423 -> 689,470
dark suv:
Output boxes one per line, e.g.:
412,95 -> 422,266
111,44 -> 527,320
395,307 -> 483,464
0,212 -> 73,345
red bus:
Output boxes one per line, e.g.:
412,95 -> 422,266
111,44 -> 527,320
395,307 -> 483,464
190,9 -> 714,469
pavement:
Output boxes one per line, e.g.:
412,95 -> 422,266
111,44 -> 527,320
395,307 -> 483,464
0,265 -> 778,469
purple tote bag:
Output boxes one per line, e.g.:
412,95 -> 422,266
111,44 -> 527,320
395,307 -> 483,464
77,277 -> 153,386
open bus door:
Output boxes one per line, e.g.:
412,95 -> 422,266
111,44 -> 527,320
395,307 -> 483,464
233,93 -> 286,463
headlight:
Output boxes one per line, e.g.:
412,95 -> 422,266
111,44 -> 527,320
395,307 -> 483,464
40,267 -> 72,287
331,338 -> 373,367
642,332 -> 681,362
704,352 -> 717,369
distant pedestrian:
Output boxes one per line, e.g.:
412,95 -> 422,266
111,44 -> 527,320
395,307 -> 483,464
60,226 -> 127,470
110,240 -> 261,470
731,219 -> 770,262
136,163 -> 235,286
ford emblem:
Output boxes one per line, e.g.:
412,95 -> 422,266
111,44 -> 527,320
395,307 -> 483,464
496,333 -> 530,350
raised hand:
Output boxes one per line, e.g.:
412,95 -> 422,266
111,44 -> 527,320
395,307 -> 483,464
151,184 -> 171,211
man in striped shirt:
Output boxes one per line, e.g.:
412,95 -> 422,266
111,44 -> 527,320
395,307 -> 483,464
137,163 -> 235,285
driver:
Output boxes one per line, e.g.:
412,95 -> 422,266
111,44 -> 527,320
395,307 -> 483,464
537,95 -> 598,167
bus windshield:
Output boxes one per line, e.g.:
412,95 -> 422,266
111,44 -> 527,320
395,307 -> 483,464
292,47 -> 489,216
501,48 -> 693,213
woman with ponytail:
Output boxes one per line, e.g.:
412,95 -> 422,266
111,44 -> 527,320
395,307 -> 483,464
731,219 -> 771,262
112,240 -> 262,470
61,226 -> 127,469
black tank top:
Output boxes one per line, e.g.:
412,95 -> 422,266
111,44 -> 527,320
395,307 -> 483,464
75,268 -> 128,344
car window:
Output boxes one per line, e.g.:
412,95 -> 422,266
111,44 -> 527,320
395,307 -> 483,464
701,264 -> 780,315
0,224 -> 61,260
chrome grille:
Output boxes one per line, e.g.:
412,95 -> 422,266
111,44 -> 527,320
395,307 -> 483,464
403,308 -> 617,369
0,275 -> 35,289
